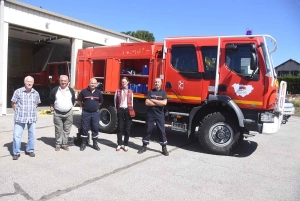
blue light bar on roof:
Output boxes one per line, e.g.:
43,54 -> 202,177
246,29 -> 253,35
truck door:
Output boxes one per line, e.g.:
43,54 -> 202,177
105,58 -> 120,92
218,40 -> 265,109
164,42 -> 203,104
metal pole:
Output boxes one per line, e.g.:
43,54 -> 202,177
0,0 -> 5,115
214,37 -> 221,95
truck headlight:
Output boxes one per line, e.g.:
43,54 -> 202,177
260,112 -> 274,123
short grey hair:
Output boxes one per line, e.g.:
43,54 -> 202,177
60,75 -> 69,80
24,76 -> 34,83
154,78 -> 162,82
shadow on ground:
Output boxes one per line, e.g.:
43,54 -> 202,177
103,123 -> 257,157
37,137 -> 55,148
3,142 -> 27,156
70,115 -> 257,157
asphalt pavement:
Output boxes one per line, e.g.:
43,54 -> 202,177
0,110 -> 300,201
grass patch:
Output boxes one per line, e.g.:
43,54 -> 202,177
290,99 -> 300,115
295,107 -> 300,116
290,99 -> 300,107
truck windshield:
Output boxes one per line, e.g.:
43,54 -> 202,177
260,42 -> 271,74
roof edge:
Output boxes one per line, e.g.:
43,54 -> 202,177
5,0 -> 146,42
275,59 -> 300,68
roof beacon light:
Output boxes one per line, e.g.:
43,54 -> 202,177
246,29 -> 253,35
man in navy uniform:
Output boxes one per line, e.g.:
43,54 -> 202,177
77,78 -> 104,151
138,78 -> 169,156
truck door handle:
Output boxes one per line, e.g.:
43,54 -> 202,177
218,84 -> 227,92
166,81 -> 172,89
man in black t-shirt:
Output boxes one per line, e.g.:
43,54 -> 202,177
137,78 -> 169,156
78,78 -> 104,151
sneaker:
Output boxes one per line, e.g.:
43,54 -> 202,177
55,146 -> 60,151
116,145 -> 122,151
123,146 -> 128,152
162,146 -> 169,156
62,145 -> 69,151
13,154 -> 20,160
137,146 -> 147,154
25,152 -> 35,157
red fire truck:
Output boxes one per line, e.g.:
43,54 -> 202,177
74,34 -> 286,155
23,61 -> 71,98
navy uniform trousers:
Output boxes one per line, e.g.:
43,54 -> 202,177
81,110 -> 99,139
142,115 -> 167,146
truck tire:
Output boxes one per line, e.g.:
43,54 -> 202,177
198,111 -> 241,155
99,105 -> 118,134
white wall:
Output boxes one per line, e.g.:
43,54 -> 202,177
4,1 -> 144,45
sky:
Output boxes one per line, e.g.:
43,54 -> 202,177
19,0 -> 300,67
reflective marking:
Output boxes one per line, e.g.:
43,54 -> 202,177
234,100 -> 263,105
167,95 -> 201,101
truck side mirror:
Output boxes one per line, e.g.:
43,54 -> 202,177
250,44 -> 257,53
225,44 -> 238,53
250,52 -> 258,71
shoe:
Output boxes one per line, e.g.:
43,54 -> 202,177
93,140 -> 100,151
55,146 -> 60,151
80,138 -> 87,151
116,145 -> 122,151
13,154 -> 20,160
123,146 -> 128,152
137,146 -> 147,154
162,146 -> 169,156
25,152 -> 35,157
62,145 -> 69,151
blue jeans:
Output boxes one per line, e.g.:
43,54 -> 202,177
13,122 -> 36,155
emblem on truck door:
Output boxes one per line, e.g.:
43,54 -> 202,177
178,80 -> 184,90
232,83 -> 254,97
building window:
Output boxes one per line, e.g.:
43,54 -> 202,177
278,71 -> 289,76
291,71 -> 299,76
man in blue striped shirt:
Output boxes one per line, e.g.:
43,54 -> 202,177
11,76 -> 41,160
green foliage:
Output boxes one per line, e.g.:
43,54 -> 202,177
278,74 -> 300,94
121,30 -> 155,42
291,99 -> 300,107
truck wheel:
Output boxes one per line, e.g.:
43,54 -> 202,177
99,105 -> 118,134
198,112 -> 240,155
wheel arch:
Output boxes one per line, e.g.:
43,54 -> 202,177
188,95 -> 244,136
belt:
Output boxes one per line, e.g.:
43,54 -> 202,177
55,109 -> 71,115
83,110 -> 99,113
119,107 -> 128,109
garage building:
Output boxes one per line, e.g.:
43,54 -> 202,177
0,0 -> 144,115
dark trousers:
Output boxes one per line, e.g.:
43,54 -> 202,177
142,115 -> 167,146
81,110 -> 99,139
117,108 -> 132,146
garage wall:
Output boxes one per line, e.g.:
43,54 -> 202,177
8,39 -> 71,75
8,39 -> 33,77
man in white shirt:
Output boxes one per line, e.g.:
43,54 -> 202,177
49,75 -> 75,151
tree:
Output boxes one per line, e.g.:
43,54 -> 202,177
121,30 -> 155,42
